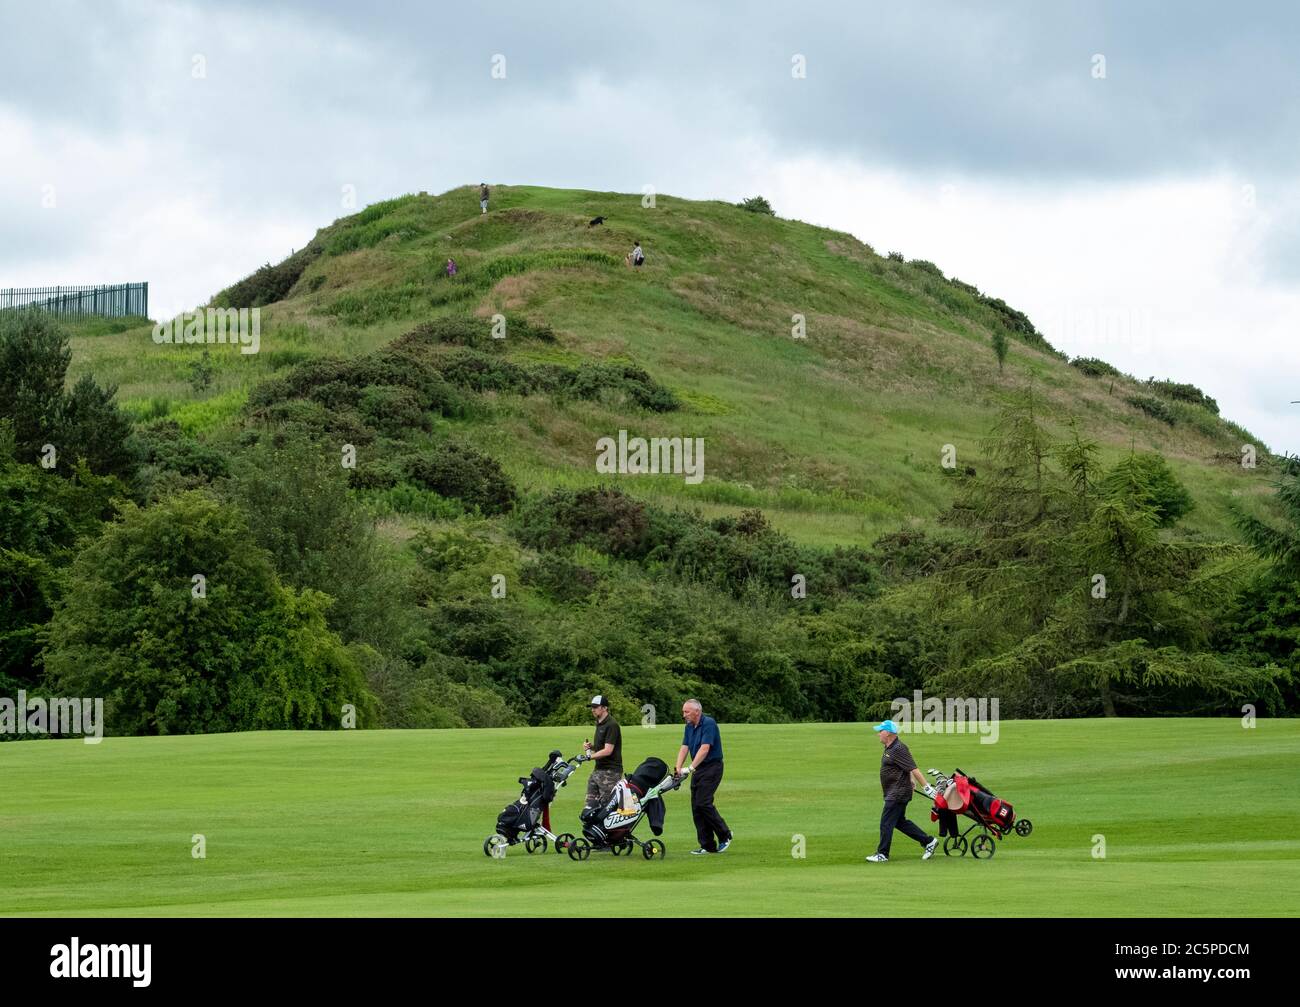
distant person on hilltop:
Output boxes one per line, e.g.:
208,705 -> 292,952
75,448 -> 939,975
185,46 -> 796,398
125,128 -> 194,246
479,183 -> 490,214
626,240 -> 645,268
445,257 -> 458,277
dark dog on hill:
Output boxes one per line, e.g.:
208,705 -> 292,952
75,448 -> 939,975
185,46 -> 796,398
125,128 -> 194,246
588,216 -> 605,227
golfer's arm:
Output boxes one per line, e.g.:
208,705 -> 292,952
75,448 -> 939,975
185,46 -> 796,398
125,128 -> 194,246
590,744 -> 614,759
674,744 -> 689,771
910,768 -> 928,790
689,743 -> 711,770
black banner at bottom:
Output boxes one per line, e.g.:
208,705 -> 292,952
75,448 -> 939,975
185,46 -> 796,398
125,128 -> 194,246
0,916 -> 1287,991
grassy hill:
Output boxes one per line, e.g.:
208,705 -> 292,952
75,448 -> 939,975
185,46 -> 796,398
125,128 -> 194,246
3,721 -> 1297,917
65,184 -> 1270,547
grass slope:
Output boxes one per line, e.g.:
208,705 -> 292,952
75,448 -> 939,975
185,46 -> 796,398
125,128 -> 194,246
3,720 -> 1297,917
62,185 -> 1271,547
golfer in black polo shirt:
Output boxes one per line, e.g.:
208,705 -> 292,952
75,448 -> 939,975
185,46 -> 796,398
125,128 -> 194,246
866,719 -> 939,862
582,695 -> 622,812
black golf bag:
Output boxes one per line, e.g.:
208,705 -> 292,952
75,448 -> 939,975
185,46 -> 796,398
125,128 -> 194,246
579,756 -> 669,846
495,751 -> 562,842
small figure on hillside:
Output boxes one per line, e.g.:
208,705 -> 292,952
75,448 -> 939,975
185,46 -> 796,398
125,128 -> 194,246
480,183 -> 490,214
446,257 -> 458,277
626,240 -> 645,268
589,216 -> 605,227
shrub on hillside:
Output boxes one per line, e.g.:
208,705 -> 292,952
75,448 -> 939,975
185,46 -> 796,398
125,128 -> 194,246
908,259 -> 945,279
514,486 -> 655,558
403,441 -> 516,514
738,195 -> 775,216
358,384 -> 429,435
130,420 -> 231,501
520,551 -> 600,602
1147,378 -> 1219,415
979,294 -> 1039,341
514,486 -> 877,599
398,315 -> 556,350
215,243 -> 322,308
1071,356 -> 1122,378
1127,394 -> 1177,425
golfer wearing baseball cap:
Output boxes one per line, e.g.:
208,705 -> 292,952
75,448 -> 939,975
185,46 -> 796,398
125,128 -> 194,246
582,695 -> 622,814
865,719 -> 939,862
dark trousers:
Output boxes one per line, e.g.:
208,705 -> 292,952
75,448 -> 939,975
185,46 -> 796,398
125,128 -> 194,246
690,760 -> 731,852
877,799 -> 930,857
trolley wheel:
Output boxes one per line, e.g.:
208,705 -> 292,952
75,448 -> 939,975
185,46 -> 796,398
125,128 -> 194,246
524,835 -> 547,854
611,841 -> 626,856
483,834 -> 509,858
943,836 -> 967,857
568,838 -> 592,861
971,834 -> 996,859
643,839 -> 665,860
1015,818 -> 1033,837
555,833 -> 575,853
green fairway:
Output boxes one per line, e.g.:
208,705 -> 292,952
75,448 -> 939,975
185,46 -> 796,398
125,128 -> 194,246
3,719 -> 1298,917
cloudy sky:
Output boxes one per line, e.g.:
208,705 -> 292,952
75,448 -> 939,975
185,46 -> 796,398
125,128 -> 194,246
2,0 -> 1296,452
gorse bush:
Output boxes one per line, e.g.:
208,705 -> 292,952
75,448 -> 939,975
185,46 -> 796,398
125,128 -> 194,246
404,441 -> 517,515
738,195 -> 775,215
1127,394 -> 1178,425
1072,356 -> 1122,378
130,419 -> 230,502
1147,378 -> 1219,415
399,315 -> 556,349
513,486 -> 876,599
214,243 -> 323,308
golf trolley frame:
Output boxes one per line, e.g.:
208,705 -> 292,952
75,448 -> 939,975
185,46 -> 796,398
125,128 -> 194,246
483,753 -> 590,858
566,766 -> 691,862
924,769 -> 1033,860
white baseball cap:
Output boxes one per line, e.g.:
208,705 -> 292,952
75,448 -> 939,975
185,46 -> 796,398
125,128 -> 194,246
589,695 -> 607,707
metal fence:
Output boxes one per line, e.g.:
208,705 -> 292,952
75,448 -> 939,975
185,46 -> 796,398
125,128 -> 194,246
0,282 -> 149,320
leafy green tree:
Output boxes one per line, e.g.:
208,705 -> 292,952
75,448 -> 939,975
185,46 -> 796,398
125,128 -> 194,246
0,309 -> 136,480
0,421 -> 125,694
43,491 -> 374,735
225,434 -> 412,650
0,310 -> 69,463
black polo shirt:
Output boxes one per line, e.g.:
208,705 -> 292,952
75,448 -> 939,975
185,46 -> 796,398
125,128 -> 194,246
592,715 -> 622,773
